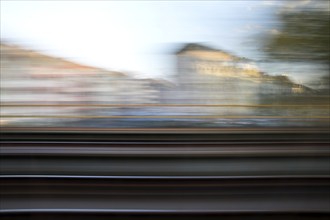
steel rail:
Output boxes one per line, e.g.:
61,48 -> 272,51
2,127 -> 329,133
2,104 -> 329,108
1,115 -> 329,119
1,175 -> 330,179
1,140 -> 329,157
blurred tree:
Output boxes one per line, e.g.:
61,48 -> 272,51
310,75 -> 330,93
263,1 -> 329,65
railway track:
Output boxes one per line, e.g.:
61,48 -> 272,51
1,129 -> 329,219
1,175 -> 329,219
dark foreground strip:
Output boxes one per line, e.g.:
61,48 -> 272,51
1,175 -> 329,214
1,211 -> 329,220
1,131 -> 329,218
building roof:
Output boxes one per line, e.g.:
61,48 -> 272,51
0,42 -> 127,77
175,43 -> 250,61
175,43 -> 218,54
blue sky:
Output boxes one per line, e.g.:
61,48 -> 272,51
2,0 -> 323,83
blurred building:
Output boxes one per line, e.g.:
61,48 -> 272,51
0,42 -> 316,126
173,43 -> 260,103
163,43 -> 312,115
0,43 -> 160,125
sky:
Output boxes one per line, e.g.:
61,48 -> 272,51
1,0 -> 326,83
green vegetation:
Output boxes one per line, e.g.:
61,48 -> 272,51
263,1 -> 329,65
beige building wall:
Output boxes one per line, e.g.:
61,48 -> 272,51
167,45 -> 262,115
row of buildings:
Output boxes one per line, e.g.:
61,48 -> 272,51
0,42 -> 312,125
0,43 -> 161,125
162,43 -> 311,115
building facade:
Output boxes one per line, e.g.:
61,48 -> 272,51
162,43 -> 311,116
